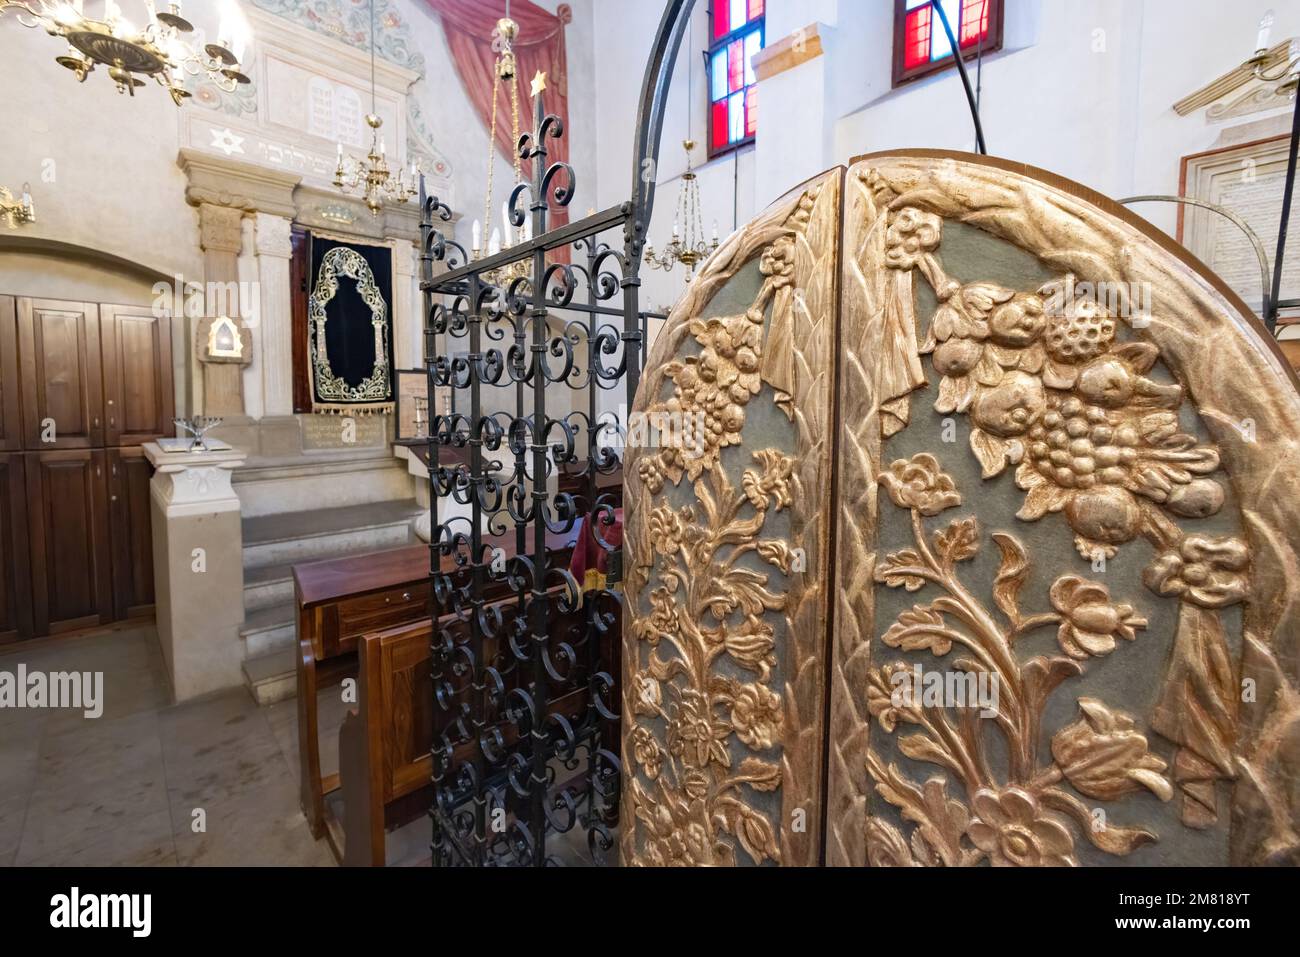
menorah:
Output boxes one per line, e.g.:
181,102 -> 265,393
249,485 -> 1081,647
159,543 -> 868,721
173,416 -> 224,452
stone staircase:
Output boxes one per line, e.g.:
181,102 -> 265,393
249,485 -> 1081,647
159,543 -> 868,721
238,498 -> 423,704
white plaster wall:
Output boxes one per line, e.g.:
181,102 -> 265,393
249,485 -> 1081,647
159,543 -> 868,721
587,0 -> 1298,273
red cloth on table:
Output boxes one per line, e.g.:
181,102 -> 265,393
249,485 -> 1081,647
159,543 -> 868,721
570,508 -> 623,591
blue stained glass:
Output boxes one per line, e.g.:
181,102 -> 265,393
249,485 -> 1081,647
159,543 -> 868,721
728,91 -> 745,143
711,49 -> 728,101
930,0 -> 960,60
743,28 -> 761,86
730,0 -> 746,32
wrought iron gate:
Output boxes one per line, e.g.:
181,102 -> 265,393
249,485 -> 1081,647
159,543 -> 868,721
418,1 -> 697,867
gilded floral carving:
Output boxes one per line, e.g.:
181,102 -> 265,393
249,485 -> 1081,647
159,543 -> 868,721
867,453 -> 1168,866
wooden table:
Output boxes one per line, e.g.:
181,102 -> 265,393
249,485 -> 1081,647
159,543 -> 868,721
293,530 -> 578,850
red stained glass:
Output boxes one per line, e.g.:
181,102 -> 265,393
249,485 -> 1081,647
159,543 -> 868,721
712,0 -> 729,40
748,0 -> 764,21
745,86 -> 757,137
959,0 -> 990,46
712,99 -> 730,150
903,7 -> 931,69
728,38 -> 743,93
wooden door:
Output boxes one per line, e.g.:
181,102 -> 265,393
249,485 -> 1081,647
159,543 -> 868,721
0,297 -> 20,452
0,453 -> 32,644
26,449 -> 113,635
100,303 -> 174,447
16,298 -> 104,450
107,446 -> 155,620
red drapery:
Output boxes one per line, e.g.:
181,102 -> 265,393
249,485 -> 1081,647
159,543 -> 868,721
420,0 -> 572,237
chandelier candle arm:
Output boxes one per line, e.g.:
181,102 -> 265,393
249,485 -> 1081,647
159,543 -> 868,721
0,183 -> 36,229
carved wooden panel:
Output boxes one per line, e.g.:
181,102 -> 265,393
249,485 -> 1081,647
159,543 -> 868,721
0,297 -> 20,452
0,453 -> 32,644
625,152 -> 1300,867
16,298 -> 104,450
100,304 -> 175,447
622,170 -> 841,866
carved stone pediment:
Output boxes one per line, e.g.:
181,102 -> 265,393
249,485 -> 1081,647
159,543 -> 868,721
622,152 -> 1300,868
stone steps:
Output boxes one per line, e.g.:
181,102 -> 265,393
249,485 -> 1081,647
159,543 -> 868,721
241,499 -> 422,570
239,499 -> 422,705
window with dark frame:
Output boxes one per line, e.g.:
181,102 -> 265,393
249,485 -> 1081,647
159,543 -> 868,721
708,0 -> 764,157
893,0 -> 1003,88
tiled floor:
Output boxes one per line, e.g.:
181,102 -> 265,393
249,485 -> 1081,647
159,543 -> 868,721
1,624 -> 611,867
0,624 -> 336,867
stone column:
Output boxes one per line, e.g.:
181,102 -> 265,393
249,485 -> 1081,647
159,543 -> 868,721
392,239 -> 419,370
197,202 -> 248,416
144,441 -> 248,702
255,212 -> 295,416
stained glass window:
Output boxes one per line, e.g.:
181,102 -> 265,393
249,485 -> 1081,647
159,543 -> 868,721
895,0 -> 1002,87
708,0 -> 763,155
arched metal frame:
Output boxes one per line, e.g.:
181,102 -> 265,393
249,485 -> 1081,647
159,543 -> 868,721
417,0 -> 697,866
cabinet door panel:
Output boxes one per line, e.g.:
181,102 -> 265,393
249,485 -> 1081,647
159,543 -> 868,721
0,453 -> 32,644
26,449 -> 112,635
17,298 -> 103,450
0,297 -> 20,451
101,304 -> 174,447
108,446 -> 155,620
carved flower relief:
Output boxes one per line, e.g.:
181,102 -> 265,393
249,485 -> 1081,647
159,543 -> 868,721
884,206 -> 943,270
1049,576 -> 1148,660
729,683 -> 783,750
967,787 -> 1077,867
666,689 -> 732,770
632,725 -> 664,780
759,235 -> 796,289
637,791 -> 718,867
1143,534 -> 1250,608
866,662 -> 921,733
1051,698 -> 1173,802
879,452 -> 962,515
631,672 -> 663,717
742,449 -> 795,512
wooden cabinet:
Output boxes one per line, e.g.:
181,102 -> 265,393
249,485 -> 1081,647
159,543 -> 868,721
0,297 -> 20,452
108,446 -> 155,621
0,453 -> 32,644
1,295 -> 174,641
100,303 -> 174,447
25,449 -> 114,636
17,297 -> 104,450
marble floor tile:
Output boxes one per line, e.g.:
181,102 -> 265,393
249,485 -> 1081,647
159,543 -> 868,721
171,778 -> 334,867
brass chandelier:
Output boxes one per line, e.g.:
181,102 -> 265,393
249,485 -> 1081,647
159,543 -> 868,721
333,0 -> 416,216
1247,11 -> 1300,98
0,1 -> 251,104
470,7 -> 530,285
0,184 -> 36,229
643,138 -> 719,278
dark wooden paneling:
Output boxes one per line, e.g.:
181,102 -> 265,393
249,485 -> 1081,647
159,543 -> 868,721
101,304 -> 174,447
290,226 -> 312,414
108,446 -> 154,620
17,298 -> 103,450
0,453 -> 32,644
26,449 -> 113,635
0,297 -> 20,452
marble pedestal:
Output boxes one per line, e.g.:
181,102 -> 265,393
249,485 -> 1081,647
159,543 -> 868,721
144,442 -> 248,702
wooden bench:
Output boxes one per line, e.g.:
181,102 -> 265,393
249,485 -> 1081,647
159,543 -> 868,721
294,530 -> 578,856
337,587 -> 620,866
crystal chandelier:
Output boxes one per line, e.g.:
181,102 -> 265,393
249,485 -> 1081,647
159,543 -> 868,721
470,7 -> 530,285
0,184 -> 36,229
0,1 -> 251,105
643,139 -> 719,279
333,0 -> 416,216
